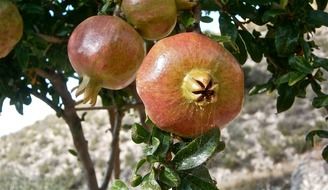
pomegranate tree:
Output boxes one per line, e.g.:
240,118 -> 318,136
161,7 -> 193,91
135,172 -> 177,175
0,0 -> 23,58
68,15 -> 145,105
136,32 -> 244,137
121,0 -> 177,40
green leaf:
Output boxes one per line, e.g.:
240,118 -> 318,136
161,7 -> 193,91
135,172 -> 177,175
277,84 -> 295,113
249,83 -> 272,95
312,95 -> 328,108
275,25 -> 300,56
288,56 -> 313,74
111,180 -> 129,190
158,165 -> 181,187
306,10 -> 328,27
134,158 -> 147,174
131,174 -> 143,187
0,96 -> 5,113
68,149 -> 78,157
180,12 -> 196,28
288,72 -> 307,86
313,56 -> 328,71
225,34 -> 248,64
239,30 -> 263,62
200,16 -> 213,23
219,12 -> 238,41
145,137 -> 161,156
131,123 -> 150,144
280,0 -> 288,8
316,0 -> 328,10
173,129 -> 221,170
322,145 -> 328,162
141,169 -> 161,190
306,130 -> 328,146
179,166 -> 218,190
151,126 -> 172,161
262,9 -> 285,22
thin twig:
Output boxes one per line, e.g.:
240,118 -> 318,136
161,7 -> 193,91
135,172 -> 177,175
100,93 -> 123,190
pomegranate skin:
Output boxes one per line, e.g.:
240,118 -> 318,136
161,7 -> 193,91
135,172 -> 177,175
0,0 -> 23,58
68,16 -> 145,104
136,32 -> 244,137
121,0 -> 177,40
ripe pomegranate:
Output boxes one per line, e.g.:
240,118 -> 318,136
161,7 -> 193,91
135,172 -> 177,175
0,0 -> 23,58
136,32 -> 244,137
68,16 -> 145,105
175,0 -> 198,10
121,0 -> 177,40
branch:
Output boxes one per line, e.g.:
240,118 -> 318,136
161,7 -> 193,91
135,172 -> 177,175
100,103 -> 123,190
33,68 -> 99,190
29,89 -> 63,116
74,103 -> 143,112
192,3 -> 201,33
36,33 -> 67,44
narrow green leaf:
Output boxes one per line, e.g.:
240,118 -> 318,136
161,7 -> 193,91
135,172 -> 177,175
0,96 -> 5,113
111,180 -> 129,190
312,95 -> 328,108
141,169 -> 161,190
316,0 -> 328,10
239,30 -> 263,62
200,16 -> 213,23
219,12 -> 238,41
145,137 -> 160,156
306,130 -> 328,147
313,56 -> 328,71
280,0 -> 288,8
277,84 -> 295,113
322,145 -> 328,162
275,25 -> 299,56
131,123 -> 150,144
158,165 -> 181,187
288,72 -> 307,86
262,9 -> 285,22
173,129 -> 221,171
134,158 -> 147,174
179,167 -> 218,190
288,56 -> 313,74
151,126 -> 172,161
306,10 -> 328,27
249,83 -> 271,95
131,174 -> 143,187
68,149 -> 78,157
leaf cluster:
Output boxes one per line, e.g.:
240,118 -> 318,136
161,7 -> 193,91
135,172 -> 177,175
112,118 -> 225,190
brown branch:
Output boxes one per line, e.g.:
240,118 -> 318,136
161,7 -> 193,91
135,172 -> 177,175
100,104 -> 123,190
34,68 -> 99,190
192,3 -> 201,33
74,103 -> 144,112
29,89 -> 63,116
36,33 -> 67,44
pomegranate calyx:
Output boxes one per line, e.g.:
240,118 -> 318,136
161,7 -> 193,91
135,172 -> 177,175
75,76 -> 101,106
181,69 -> 218,106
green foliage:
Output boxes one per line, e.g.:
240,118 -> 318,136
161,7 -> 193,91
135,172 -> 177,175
2,0 -> 328,189
128,118 -> 224,190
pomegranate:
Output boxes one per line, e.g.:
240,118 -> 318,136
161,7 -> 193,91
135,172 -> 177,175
175,0 -> 198,10
0,0 -> 23,58
121,0 -> 177,40
136,32 -> 244,137
68,16 -> 145,105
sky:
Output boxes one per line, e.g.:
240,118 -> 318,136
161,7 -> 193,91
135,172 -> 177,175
0,12 -> 220,137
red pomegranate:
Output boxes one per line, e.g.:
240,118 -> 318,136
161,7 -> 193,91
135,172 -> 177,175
68,16 -> 145,105
136,32 -> 244,137
0,0 -> 23,58
121,0 -> 177,40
